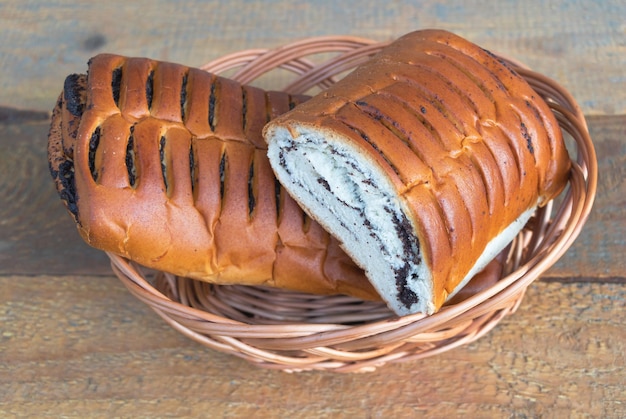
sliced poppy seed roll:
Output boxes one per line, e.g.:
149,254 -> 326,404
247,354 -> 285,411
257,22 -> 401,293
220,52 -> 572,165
264,30 -> 571,315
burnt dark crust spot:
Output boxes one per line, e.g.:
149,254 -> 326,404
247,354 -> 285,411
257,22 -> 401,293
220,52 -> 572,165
58,164 -> 79,218
88,127 -> 101,181
180,72 -> 189,121
248,159 -> 256,216
189,141 -> 196,193
50,159 -> 79,219
219,151 -> 227,200
159,135 -> 168,192
111,67 -> 122,107
57,160 -> 78,220
208,81 -> 217,131
125,126 -> 136,187
274,178 -> 281,219
49,97 -> 79,219
63,74 -> 87,117
146,70 -> 154,110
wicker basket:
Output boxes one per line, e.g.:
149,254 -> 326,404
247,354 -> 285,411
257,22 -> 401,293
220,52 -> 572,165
108,36 -> 597,373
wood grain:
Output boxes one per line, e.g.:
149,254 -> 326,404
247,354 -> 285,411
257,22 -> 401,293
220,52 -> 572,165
1,0 -> 625,115
0,121 -> 111,276
1,1 -> 624,416
546,115 -> 626,279
0,275 -> 624,417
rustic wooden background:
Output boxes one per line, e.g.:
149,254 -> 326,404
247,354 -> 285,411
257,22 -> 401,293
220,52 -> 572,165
1,0 -> 624,417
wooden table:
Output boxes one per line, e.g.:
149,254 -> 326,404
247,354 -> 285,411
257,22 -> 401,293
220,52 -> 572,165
1,1 -> 624,417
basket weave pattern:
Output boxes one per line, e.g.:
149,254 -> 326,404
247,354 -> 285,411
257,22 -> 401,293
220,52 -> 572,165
108,37 -> 597,373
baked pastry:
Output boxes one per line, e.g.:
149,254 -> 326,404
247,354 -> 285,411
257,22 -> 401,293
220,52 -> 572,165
47,53 -> 381,299
264,29 -> 571,315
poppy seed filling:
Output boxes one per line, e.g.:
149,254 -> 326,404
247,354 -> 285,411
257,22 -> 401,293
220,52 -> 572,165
270,127 -> 429,313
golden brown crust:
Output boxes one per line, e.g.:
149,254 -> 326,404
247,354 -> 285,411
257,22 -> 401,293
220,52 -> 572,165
265,30 -> 571,309
47,54 -> 379,300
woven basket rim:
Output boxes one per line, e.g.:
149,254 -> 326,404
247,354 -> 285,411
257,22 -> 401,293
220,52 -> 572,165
109,35 -> 598,373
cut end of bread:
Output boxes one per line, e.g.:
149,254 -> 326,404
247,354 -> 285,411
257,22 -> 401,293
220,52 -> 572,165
266,122 -> 539,316
266,123 -> 435,316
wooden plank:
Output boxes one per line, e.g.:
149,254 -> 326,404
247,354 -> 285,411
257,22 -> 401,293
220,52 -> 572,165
0,120 -> 112,276
1,1 -> 622,417
1,0 -> 625,115
0,275 -> 624,417
547,115 -> 626,279
1,115 -> 623,279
